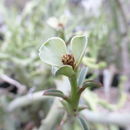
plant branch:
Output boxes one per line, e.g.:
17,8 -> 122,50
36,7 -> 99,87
7,93 -> 130,127
0,74 -> 27,94
7,91 -> 51,112
39,99 -> 64,130
81,110 -> 130,127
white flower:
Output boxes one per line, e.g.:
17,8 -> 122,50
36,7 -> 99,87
39,34 -> 88,76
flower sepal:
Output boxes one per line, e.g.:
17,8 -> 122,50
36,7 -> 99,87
55,65 -> 75,77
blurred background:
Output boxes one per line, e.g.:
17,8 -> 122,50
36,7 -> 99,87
0,0 -> 130,130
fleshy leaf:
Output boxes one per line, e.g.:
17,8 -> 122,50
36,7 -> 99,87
77,106 -> 88,112
77,66 -> 88,87
78,115 -> 89,130
56,65 -> 75,77
39,37 -> 67,67
51,66 -> 59,76
60,100 -> 72,113
71,35 -> 88,67
43,89 -> 65,98
79,80 -> 102,95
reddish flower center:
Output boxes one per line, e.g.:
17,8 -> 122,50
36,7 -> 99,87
62,54 -> 75,69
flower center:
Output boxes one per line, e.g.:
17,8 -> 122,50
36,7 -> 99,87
61,54 -> 75,69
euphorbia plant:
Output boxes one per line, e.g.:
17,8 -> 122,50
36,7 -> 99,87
39,34 -> 101,129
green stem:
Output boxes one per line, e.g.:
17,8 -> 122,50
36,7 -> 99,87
69,74 -> 80,113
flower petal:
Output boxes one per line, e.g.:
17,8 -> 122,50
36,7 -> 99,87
39,37 -> 67,66
71,34 -> 88,67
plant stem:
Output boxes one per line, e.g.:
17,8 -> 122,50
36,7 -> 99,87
69,74 -> 80,114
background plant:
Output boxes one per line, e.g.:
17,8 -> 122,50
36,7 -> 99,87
0,0 -> 130,130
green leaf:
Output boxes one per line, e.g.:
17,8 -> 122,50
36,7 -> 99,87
71,35 -> 88,67
78,115 -> 89,130
77,106 -> 88,112
83,80 -> 102,88
43,89 -> 65,98
39,37 -> 67,67
77,66 -> 88,87
60,100 -> 71,114
79,80 -> 102,94
56,65 -> 75,77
